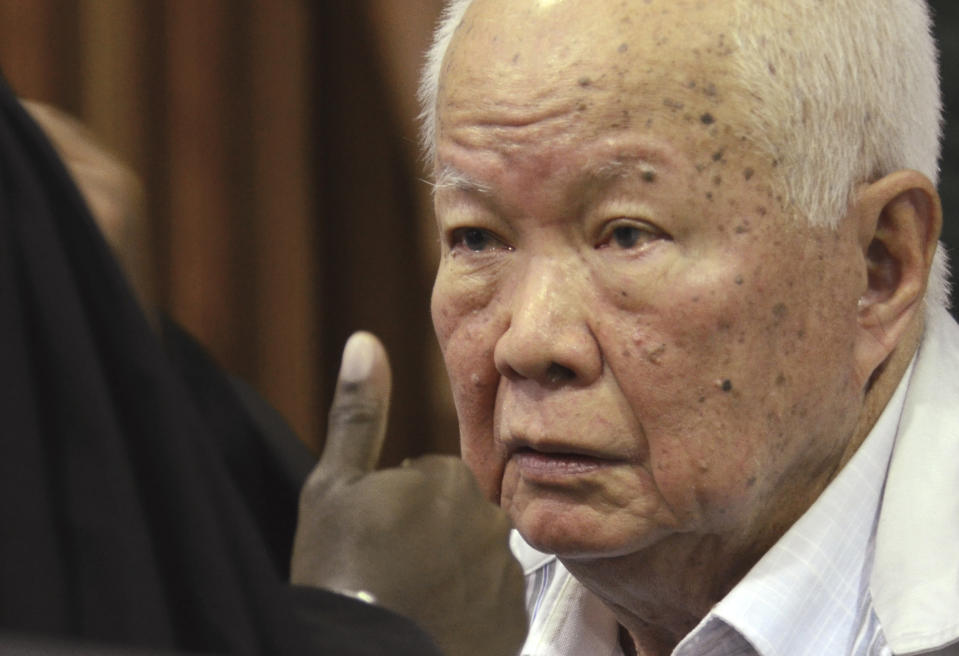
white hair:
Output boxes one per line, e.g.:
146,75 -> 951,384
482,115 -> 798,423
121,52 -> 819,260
417,0 -> 473,167
419,0 -> 950,309
729,0 -> 949,309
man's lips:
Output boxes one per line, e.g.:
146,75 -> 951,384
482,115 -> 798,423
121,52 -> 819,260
507,445 -> 621,480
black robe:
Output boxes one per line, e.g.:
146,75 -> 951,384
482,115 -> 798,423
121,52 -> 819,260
0,73 -> 441,655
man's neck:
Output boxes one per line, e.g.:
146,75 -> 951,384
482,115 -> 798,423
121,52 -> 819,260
563,530 -> 769,655
836,312 -> 924,474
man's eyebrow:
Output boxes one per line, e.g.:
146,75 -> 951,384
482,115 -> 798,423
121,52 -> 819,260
431,165 -> 492,196
589,156 -> 661,183
430,151 -> 667,197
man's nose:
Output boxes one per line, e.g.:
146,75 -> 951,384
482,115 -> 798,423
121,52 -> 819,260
493,258 -> 602,386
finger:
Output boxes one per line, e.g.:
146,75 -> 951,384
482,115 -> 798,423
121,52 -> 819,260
318,331 -> 392,477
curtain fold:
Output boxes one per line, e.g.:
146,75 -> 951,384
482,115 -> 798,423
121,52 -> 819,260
0,0 -> 455,460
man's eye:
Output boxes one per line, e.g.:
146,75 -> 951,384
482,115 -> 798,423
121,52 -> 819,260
451,227 -> 507,252
612,225 -> 646,248
599,221 -> 666,250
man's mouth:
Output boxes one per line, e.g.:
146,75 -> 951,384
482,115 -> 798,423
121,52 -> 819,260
509,446 -> 614,478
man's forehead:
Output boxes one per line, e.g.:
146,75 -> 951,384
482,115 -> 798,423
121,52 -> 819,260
439,0 -> 745,125
433,0 -> 778,213
449,0 -> 738,61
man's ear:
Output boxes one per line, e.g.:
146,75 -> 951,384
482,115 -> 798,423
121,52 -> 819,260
853,170 -> 942,386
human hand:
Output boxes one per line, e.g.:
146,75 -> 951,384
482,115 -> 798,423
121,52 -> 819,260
290,332 -> 526,656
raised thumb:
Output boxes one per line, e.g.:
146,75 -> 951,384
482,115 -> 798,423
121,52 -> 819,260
317,331 -> 392,477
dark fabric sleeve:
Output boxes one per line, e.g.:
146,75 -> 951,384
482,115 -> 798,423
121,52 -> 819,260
160,322 -> 444,654
290,586 -> 444,656
160,317 -> 316,580
0,71 -> 443,655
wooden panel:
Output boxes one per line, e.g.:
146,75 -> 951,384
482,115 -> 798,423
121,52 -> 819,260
162,0 -> 243,369
247,0 -> 320,449
365,0 -> 459,455
0,0 -> 80,107
76,0 -> 148,172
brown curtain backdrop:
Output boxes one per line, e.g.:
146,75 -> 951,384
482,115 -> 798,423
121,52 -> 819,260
0,0 -> 455,464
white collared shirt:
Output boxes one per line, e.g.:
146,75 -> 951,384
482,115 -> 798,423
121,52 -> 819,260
512,361 -> 913,656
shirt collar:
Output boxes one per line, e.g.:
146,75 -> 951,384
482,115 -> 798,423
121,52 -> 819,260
704,361 -> 911,655
870,306 -> 959,654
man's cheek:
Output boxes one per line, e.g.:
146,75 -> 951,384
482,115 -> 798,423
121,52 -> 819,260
430,292 -> 457,348
431,265 -> 501,335
459,431 -> 507,503
437,287 -> 505,395
432,278 -> 510,500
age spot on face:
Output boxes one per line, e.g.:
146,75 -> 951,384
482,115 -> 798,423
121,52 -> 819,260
645,344 -> 667,364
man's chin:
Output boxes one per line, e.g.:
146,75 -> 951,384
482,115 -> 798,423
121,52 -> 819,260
511,507 -> 656,561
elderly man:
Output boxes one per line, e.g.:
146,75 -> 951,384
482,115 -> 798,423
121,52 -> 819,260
419,0 -> 955,654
